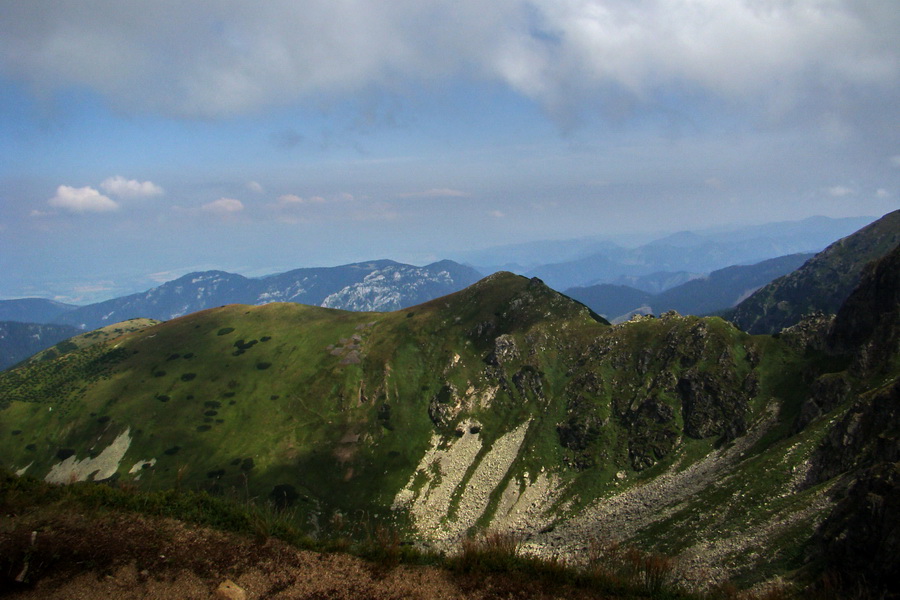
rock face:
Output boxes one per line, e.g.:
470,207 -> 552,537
558,314 -> 755,472
798,245 -> 900,593
812,462 -> 900,594
828,243 -> 900,376
727,209 -> 900,334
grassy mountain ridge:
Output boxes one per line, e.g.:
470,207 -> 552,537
727,209 -> 900,334
1,266 -> 897,593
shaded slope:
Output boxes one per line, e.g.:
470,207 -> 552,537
0,322 -> 81,371
727,209 -> 900,334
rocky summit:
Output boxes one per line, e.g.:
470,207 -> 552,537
2,235 -> 899,595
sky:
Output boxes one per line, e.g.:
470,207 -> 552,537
1,0 -> 899,303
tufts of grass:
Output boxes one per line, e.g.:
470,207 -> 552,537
450,530 -> 522,573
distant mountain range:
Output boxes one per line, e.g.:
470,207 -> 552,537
458,215 -> 876,290
1,259 -> 482,332
566,253 -> 813,322
0,299 -> 78,323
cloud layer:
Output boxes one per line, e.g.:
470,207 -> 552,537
2,1 -> 897,120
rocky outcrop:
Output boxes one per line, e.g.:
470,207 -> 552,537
812,462 -> 900,594
828,243 -> 900,377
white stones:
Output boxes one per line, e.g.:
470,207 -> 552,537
393,420 -> 535,551
45,428 -> 132,484
129,458 -> 157,474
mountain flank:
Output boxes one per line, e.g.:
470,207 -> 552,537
727,209 -> 900,334
0,322 -> 81,371
566,253 -> 812,322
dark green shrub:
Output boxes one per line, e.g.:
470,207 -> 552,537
181,373 -> 197,382
234,339 -> 258,351
163,446 -> 180,455
256,362 -> 272,370
167,353 -> 181,361
157,394 -> 170,402
217,327 -> 235,336
153,370 -> 166,377
269,483 -> 299,510
56,448 -> 76,460
196,425 -> 211,432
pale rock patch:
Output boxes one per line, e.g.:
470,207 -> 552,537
44,428 -> 132,484
493,469 -> 564,540
393,420 -> 533,550
129,458 -> 156,474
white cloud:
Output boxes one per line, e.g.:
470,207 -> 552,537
876,188 -> 891,198
396,188 -> 470,199
202,197 -> 244,214
2,1 -> 896,119
827,185 -> 856,197
489,209 -> 505,218
100,176 -> 164,198
891,155 -> 900,167
246,181 -> 264,194
277,194 -> 305,205
48,185 -> 119,213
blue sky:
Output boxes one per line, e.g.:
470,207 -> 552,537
1,1 -> 898,303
